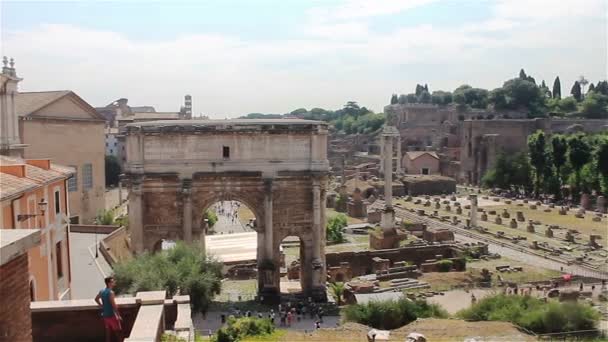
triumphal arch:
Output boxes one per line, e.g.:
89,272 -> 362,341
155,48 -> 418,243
123,119 -> 329,300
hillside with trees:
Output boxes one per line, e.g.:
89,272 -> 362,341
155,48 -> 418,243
240,101 -> 385,135
389,70 -> 608,119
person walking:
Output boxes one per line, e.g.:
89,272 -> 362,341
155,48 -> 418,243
94,276 -> 123,342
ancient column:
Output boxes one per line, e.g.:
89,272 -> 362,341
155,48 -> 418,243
181,179 -> 193,243
263,179 -> 274,261
396,135 -> 403,174
384,134 -> 393,208
379,136 -> 385,174
469,194 -> 478,228
312,180 -> 322,263
128,177 -> 144,253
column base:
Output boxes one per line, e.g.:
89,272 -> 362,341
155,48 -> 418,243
381,207 -> 396,230
259,287 -> 280,305
309,286 -> 328,302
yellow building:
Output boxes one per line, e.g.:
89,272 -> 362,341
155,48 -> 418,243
0,156 -> 74,300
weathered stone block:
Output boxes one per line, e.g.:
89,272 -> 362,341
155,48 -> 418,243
494,217 -> 502,225
502,209 -> 510,218
516,211 -> 525,222
509,219 -> 518,229
481,213 -> 488,221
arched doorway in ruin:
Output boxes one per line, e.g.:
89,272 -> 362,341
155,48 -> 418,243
123,120 -> 330,301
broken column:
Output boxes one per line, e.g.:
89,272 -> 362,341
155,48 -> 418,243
381,125 -> 399,231
516,211 -> 525,222
509,218 -> 518,228
469,194 -> 478,228
580,193 -> 591,210
545,226 -> 554,238
396,135 -> 403,174
597,196 -> 606,214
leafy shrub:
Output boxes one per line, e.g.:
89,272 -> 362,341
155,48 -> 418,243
95,209 -> 116,225
437,259 -> 453,272
113,241 -> 222,314
204,210 -> 218,227
327,214 -> 347,244
343,298 -> 448,330
457,294 -> 600,334
212,317 -> 274,342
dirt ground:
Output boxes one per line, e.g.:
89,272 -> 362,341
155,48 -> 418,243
276,319 -> 535,341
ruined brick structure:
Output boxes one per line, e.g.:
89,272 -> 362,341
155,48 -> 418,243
124,120 -> 329,301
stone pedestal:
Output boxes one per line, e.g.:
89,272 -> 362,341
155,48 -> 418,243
495,216 -> 502,225
502,209 -> 511,218
481,212 -> 488,221
597,196 -> 606,214
381,208 -> 396,230
526,220 -> 535,233
469,194 -> 478,228
456,207 -> 463,215
516,211 -> 525,222
509,219 -> 518,229
545,227 -> 554,238
580,193 -> 591,210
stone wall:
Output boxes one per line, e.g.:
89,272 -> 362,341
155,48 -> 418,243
0,254 -> 32,342
401,175 -> 456,195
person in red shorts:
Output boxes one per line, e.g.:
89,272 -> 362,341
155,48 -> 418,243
95,276 -> 123,342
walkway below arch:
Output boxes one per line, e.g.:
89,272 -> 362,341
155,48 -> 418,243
206,232 -> 257,264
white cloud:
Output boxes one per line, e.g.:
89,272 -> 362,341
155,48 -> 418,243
3,0 -> 606,117
308,0 -> 437,21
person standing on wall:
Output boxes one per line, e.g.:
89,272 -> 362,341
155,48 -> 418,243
95,276 -> 123,342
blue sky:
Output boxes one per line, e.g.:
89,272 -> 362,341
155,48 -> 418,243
2,0 -> 606,117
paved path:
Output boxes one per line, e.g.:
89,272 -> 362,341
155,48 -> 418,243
206,232 -> 257,263
69,232 -> 112,299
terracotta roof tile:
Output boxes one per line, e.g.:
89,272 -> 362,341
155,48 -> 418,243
0,156 -> 74,200
405,151 -> 439,160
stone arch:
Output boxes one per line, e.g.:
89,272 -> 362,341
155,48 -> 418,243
124,120 -> 329,302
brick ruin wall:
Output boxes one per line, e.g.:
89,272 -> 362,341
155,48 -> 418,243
0,254 -> 33,342
326,244 -> 463,277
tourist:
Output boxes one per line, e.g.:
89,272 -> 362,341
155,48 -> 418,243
471,293 -> 477,304
287,311 -> 293,327
94,276 -> 123,342
579,282 -> 584,291
257,312 -> 263,319
315,321 -> 321,329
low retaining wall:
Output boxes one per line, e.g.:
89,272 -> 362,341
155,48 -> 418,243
70,224 -> 120,234
99,227 -> 132,266
31,292 -> 190,342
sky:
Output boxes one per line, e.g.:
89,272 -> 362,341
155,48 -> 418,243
1,0 -> 606,118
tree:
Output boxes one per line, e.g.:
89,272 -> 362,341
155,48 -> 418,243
551,135 -> 568,198
567,134 -> 592,195
431,91 -> 453,106
113,242 -> 222,314
327,214 -> 347,243
406,93 -> 417,103
415,84 -> 424,96
390,94 -> 398,105
588,83 -> 595,93
596,138 -> 608,194
290,108 -> 308,116
105,155 -> 121,187
552,76 -> 562,99
571,81 -> 582,101
203,210 -> 218,228
519,68 -> 527,80
579,92 -> 608,118
95,209 -> 116,225
539,80 -> 552,98
501,78 -> 546,115
453,85 -> 488,109
329,282 -> 345,306
528,130 -> 549,197
424,84 -> 429,92
418,90 -> 431,104
595,80 -> 608,95
398,94 -> 408,104
559,97 -> 578,113
488,88 -> 508,110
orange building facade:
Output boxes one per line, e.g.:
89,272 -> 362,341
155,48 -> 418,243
0,156 -> 73,301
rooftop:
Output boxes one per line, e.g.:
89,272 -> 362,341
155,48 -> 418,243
405,151 -> 439,160
0,156 -> 74,200
125,118 -> 327,133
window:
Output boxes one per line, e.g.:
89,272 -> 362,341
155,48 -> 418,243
68,166 -> 78,192
82,163 -> 93,190
421,168 -> 430,175
54,190 -> 61,214
110,149 -> 113,154
56,242 -> 63,278
223,146 -> 230,159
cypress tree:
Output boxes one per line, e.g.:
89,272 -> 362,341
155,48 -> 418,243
588,83 -> 595,93
571,81 -> 582,101
519,69 -> 527,80
553,77 -> 561,99
390,94 -> 398,104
